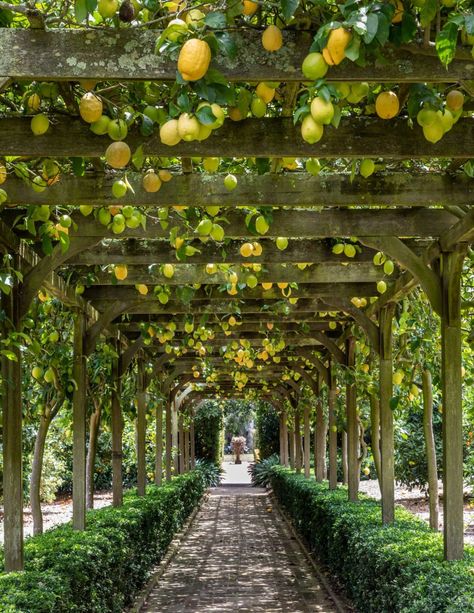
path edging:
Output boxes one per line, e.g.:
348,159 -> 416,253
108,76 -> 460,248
269,489 -> 353,613
128,490 -> 209,613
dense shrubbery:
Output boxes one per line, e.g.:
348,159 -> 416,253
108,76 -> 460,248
0,471 -> 205,612
248,454 -> 280,487
194,400 -> 224,464
254,402 -> 280,459
270,467 -> 474,613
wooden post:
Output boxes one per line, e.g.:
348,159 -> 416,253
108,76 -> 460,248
282,410 -> 289,467
279,412 -> 285,465
422,368 -> 439,531
172,400 -> 179,475
315,378 -> 328,482
342,430 -> 348,485
136,356 -> 146,496
303,403 -> 311,478
112,342 -> 123,507
165,398 -> 172,482
379,304 -> 395,523
1,286 -> 24,571
178,412 -> 185,474
346,336 -> 359,501
328,363 -> 338,490
294,410 -> 302,474
155,400 -> 163,486
184,426 -> 190,471
440,247 -> 465,560
190,408 -> 196,469
72,310 -> 87,530
288,427 -> 295,469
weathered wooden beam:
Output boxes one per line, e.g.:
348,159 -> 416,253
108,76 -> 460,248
2,117 -> 474,159
1,29 -> 472,82
136,356 -> 147,497
120,322 -> 339,334
5,172 -> 473,208
439,210 -> 474,252
116,313 -> 344,325
82,262 -> 385,286
69,208 -> 458,240
72,310 -> 87,531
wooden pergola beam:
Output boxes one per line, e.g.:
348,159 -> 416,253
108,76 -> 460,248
80,262 -> 386,286
67,208 -> 458,240
0,29 -> 472,82
116,313 -> 342,325
5,172 -> 473,208
2,117 -> 474,159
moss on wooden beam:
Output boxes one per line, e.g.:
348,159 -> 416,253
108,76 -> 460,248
2,117 -> 474,159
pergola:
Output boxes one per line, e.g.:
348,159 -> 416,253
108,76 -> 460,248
1,17 -> 473,578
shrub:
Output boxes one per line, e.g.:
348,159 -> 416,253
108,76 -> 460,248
270,467 -> 474,613
248,454 -> 280,487
195,459 -> 223,487
254,402 -> 280,459
194,400 -> 223,464
0,470 -> 205,612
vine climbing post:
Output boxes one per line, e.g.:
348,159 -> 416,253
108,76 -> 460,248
282,409 -> 289,467
328,362 -> 338,490
155,399 -> 163,486
190,407 -> 196,470
379,304 -> 395,524
172,400 -> 179,475
111,340 -> 123,507
72,309 -> 87,530
178,412 -> 185,474
346,336 -> 358,502
315,377 -> 327,482
294,408 -> 302,474
165,396 -> 172,482
440,246 -> 466,560
136,355 -> 146,496
1,281 -> 24,571
303,402 -> 311,478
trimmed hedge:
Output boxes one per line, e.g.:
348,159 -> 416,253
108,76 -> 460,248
270,467 -> 474,613
0,471 -> 205,612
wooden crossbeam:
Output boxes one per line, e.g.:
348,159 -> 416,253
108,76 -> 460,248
4,172 -> 473,208
119,322 -> 338,334
2,117 -> 474,159
80,262 -> 385,286
68,208 -> 457,239
115,313 -> 342,324
0,29 -> 472,82
85,282 -> 377,302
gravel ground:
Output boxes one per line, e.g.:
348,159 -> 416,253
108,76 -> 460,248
1,480 -> 473,546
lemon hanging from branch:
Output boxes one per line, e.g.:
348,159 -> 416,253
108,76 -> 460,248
177,38 -> 212,82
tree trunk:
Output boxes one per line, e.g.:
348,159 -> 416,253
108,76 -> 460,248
370,394 -> 382,490
423,368 -> 439,531
30,412 -> 52,536
86,400 -> 102,510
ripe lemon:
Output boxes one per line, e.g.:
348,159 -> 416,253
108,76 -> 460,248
177,38 -> 212,82
206,263 -> 217,275
98,0 -> 118,18
255,215 -> 269,235
256,82 -> 275,103
27,93 -> 41,112
390,0 -> 404,23
301,115 -> 324,144
105,141 -> 131,168
310,96 -> 334,125
224,174 -> 238,191
203,157 -> 219,172
322,28 -> 352,65
136,284 -> 148,295
160,119 -> 181,146
262,25 -> 283,52
302,52 -> 329,80
252,242 -> 263,256
163,263 -> 175,279
143,170 -> 162,193
375,91 -> 400,119
178,112 -> 200,141
242,0 -> 258,16
276,237 -> 288,251
0,164 -> 6,185
114,264 -> 128,280
423,121 -> 444,144
79,92 -> 103,123
240,242 -> 254,257
32,366 -> 43,380
197,122 -> 213,142
159,169 -> 172,182
446,89 -> 464,112
246,274 -> 258,288
31,114 -> 50,135
228,106 -> 244,121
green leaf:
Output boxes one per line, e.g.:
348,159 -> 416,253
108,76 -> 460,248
420,0 -> 437,28
140,115 -> 154,137
74,0 -> 88,22
204,11 -> 227,29
1,349 -> 17,362
344,34 -> 361,62
42,236 -> 53,256
205,67 -> 229,86
71,157 -> 85,177
196,105 -> 217,125
364,13 -> 379,44
400,12 -> 417,44
375,13 -> 390,46
436,22 -> 458,67
280,0 -> 299,22
466,15 -> 474,35
214,31 -> 237,59
58,231 -> 70,254
293,104 -> 309,125
132,145 -> 145,170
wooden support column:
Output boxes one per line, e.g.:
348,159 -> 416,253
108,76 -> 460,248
346,337 -> 359,502
72,310 -> 87,529
165,398 -> 172,481
294,410 -> 302,474
282,410 -> 289,467
315,379 -> 328,482
172,401 -> 179,475
112,341 -> 123,507
136,357 -> 146,496
1,286 -> 24,571
303,403 -> 311,478
184,426 -> 190,471
155,400 -> 163,486
190,409 -> 196,470
342,431 -> 348,485
178,413 -> 185,474
379,304 -> 395,524
328,363 -> 338,489
440,247 -> 466,560
289,427 -> 295,469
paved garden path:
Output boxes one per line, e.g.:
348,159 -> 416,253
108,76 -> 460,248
141,482 -> 342,612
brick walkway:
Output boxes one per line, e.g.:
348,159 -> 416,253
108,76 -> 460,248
142,486 -> 341,612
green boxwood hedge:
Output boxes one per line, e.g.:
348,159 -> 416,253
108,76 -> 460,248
270,467 -> 474,613
0,470 -> 205,612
